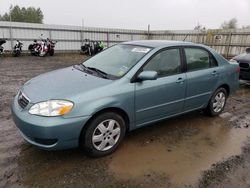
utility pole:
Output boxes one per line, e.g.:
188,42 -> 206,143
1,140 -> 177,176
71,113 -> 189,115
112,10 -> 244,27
9,5 -> 13,50
81,18 -> 84,45
82,18 -> 84,28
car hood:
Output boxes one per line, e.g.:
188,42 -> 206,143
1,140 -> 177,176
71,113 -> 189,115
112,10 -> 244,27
21,66 -> 113,103
233,53 -> 250,62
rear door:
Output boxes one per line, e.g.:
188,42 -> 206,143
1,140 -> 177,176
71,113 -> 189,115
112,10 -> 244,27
135,48 -> 186,126
183,47 -> 220,111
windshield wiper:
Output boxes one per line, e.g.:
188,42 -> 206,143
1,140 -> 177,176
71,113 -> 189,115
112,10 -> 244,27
74,64 -> 115,79
73,64 -> 93,74
85,66 -> 109,79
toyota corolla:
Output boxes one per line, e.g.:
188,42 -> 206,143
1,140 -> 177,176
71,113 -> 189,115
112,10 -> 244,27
11,40 -> 239,157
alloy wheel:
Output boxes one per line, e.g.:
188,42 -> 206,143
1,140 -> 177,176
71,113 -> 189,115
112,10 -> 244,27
212,92 -> 226,113
92,119 -> 121,151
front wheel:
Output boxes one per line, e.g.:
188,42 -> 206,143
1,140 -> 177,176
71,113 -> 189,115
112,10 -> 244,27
39,51 -> 47,57
81,112 -> 126,157
13,50 -> 20,57
205,88 -> 227,116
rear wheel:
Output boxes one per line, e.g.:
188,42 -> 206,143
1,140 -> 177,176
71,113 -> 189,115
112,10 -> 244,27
12,51 -> 17,57
205,87 -> 227,116
81,112 -> 126,157
49,49 -> 54,56
13,50 -> 20,57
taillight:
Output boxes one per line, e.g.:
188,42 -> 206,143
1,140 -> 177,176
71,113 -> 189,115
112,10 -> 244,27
235,66 -> 240,73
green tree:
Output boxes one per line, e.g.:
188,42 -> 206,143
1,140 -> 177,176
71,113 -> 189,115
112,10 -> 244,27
220,18 -> 238,29
0,5 -> 44,23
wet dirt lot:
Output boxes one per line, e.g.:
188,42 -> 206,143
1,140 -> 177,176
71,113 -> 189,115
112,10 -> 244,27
0,55 -> 250,188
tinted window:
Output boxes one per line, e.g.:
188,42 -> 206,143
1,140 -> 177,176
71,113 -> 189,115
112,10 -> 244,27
210,55 -> 218,67
185,48 -> 210,71
143,49 -> 181,77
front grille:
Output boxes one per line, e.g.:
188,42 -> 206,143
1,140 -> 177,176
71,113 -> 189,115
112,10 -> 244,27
18,92 -> 30,109
239,62 -> 250,69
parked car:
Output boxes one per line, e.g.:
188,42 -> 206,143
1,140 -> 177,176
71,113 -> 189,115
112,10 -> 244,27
11,40 -> 239,157
232,47 -> 250,81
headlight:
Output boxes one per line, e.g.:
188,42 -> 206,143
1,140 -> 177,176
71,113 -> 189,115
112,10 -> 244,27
29,100 -> 74,117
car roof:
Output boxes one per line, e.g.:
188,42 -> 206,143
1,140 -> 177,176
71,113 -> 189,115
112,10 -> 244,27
233,53 -> 250,62
122,40 -> 196,48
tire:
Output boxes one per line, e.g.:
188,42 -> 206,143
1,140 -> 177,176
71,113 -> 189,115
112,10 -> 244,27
39,51 -> 46,57
16,51 -> 21,57
28,44 -> 33,51
81,112 -> 126,157
49,49 -> 54,56
13,50 -> 20,57
205,87 -> 228,116
12,51 -> 17,57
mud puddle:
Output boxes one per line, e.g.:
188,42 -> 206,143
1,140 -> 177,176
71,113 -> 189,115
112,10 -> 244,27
109,112 -> 250,186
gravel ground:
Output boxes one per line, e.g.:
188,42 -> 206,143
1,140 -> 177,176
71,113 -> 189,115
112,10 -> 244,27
0,55 -> 250,188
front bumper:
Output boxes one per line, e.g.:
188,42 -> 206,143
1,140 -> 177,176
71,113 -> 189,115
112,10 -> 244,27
239,70 -> 250,81
11,96 -> 90,150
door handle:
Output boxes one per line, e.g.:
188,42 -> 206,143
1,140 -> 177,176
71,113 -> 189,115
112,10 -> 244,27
176,77 -> 184,83
211,70 -> 218,76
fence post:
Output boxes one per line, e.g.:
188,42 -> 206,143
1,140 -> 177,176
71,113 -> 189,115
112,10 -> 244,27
226,32 -> 232,59
80,29 -> 84,46
198,32 -> 201,43
49,30 -> 52,39
107,32 -> 110,47
202,33 -> 205,44
171,33 -> 174,40
147,24 -> 150,39
9,22 -> 13,51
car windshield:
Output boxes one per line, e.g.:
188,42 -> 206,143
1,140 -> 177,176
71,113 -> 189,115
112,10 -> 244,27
82,44 -> 152,78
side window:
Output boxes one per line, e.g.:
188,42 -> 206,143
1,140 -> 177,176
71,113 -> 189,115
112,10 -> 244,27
210,55 -> 218,67
143,49 -> 181,77
185,48 -> 210,71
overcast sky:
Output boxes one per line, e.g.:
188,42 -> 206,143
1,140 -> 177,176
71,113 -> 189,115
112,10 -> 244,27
0,0 -> 250,30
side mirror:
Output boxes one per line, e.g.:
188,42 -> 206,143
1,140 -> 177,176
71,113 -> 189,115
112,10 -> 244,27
137,71 -> 158,81
246,47 -> 250,54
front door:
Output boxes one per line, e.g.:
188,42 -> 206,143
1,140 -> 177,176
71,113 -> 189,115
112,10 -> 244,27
135,48 -> 186,126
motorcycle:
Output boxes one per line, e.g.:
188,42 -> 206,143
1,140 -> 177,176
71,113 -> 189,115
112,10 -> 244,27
38,38 -> 56,57
28,39 -> 40,56
0,39 -> 6,55
28,38 -> 57,57
12,40 -> 23,57
81,39 -> 104,56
